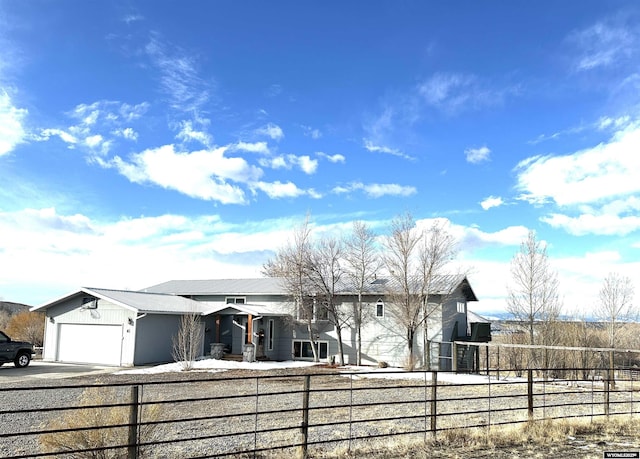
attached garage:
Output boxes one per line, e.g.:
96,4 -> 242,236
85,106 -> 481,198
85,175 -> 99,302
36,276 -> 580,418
33,287 -> 208,367
57,323 -> 123,365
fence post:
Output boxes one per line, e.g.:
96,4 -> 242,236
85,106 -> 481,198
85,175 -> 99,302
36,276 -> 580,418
128,385 -> 140,459
527,369 -> 533,420
452,342 -> 457,373
300,375 -> 310,459
486,344 -> 490,376
430,371 -> 437,437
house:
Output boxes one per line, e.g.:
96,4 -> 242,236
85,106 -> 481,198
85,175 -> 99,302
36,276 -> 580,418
32,276 -> 487,368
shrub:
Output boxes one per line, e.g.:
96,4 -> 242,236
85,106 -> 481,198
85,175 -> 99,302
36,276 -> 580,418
171,313 -> 203,371
6,311 -> 45,346
39,387 -> 162,458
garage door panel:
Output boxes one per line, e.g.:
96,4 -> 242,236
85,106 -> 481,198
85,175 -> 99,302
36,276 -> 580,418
57,324 -> 123,365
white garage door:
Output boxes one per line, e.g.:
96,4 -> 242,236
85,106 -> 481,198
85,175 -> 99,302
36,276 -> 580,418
57,324 -> 123,365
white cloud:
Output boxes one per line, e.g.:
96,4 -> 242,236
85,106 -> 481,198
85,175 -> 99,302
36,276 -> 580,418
39,128 -> 78,145
480,196 -> 504,210
0,90 -> 27,156
418,72 -> 518,114
123,14 -> 144,24
39,100 -> 149,157
569,18 -> 638,71
414,218 -> 528,251
294,155 -> 317,174
0,208 -> 273,305
462,225 -> 529,247
259,154 -> 318,174
176,120 -> 212,146
112,144 -> 263,204
465,146 -> 491,164
516,122 -> 640,206
597,115 -> 632,131
517,122 -> 640,236
363,139 -> 413,160
3,207 -> 638,320
85,134 -> 103,148
301,125 -> 322,139
317,152 -> 345,163
333,182 -> 416,198
145,35 -> 210,112
113,127 -> 138,141
419,73 -> 476,107
119,102 -> 150,121
255,123 -> 284,141
260,156 -> 287,169
233,141 -> 270,154
253,181 -> 306,199
542,211 -> 640,236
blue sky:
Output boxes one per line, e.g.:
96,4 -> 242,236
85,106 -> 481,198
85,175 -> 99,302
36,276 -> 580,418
1,1 -> 639,315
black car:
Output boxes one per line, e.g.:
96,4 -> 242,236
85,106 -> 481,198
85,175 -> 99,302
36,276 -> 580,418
0,330 -> 35,368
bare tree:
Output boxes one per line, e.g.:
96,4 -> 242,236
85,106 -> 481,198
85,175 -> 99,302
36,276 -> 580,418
344,221 -> 381,366
263,217 -> 321,362
417,219 -> 457,367
506,230 -> 562,370
383,214 -> 423,367
596,272 -> 636,348
307,235 -> 349,365
383,214 -> 458,369
172,312 -> 203,371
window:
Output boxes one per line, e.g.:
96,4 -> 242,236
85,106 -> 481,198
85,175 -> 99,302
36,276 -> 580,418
457,302 -> 465,314
268,319 -> 275,351
293,340 -> 328,360
376,299 -> 384,318
315,301 -> 329,321
296,297 -> 328,322
226,297 -> 246,304
81,297 -> 98,309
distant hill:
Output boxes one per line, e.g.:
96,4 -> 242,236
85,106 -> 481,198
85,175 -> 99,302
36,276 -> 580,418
0,301 -> 31,315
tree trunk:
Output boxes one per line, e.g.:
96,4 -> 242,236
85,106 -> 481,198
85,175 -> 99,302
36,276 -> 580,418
335,325 -> 345,366
407,328 -> 415,365
355,294 -> 363,366
306,321 -> 319,362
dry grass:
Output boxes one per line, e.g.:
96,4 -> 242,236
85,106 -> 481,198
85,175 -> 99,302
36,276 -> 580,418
39,387 -> 162,459
303,416 -> 640,459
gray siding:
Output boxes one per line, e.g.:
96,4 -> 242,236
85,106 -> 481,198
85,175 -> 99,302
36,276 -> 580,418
133,314 -> 182,365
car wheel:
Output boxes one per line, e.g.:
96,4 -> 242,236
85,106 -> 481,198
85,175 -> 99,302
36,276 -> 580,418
14,353 -> 31,368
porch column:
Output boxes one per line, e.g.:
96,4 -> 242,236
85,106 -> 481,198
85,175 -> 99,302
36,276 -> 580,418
215,315 -> 221,342
247,314 -> 253,344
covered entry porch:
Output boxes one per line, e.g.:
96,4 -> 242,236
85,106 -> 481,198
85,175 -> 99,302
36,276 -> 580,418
202,303 -> 288,362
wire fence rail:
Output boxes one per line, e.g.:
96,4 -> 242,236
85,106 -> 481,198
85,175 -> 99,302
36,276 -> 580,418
0,366 -> 637,459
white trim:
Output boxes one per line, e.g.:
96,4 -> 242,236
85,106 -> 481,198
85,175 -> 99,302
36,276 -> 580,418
292,339 -> 329,360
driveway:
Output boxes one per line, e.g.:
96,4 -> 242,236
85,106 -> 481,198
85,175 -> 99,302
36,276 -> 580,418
0,360 -> 121,384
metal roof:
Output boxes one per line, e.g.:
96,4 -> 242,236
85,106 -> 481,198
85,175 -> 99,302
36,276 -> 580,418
86,288 -> 209,314
143,278 -> 287,295
32,287 -> 209,315
32,275 -> 477,315
143,275 -> 477,301
200,302 -> 288,317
